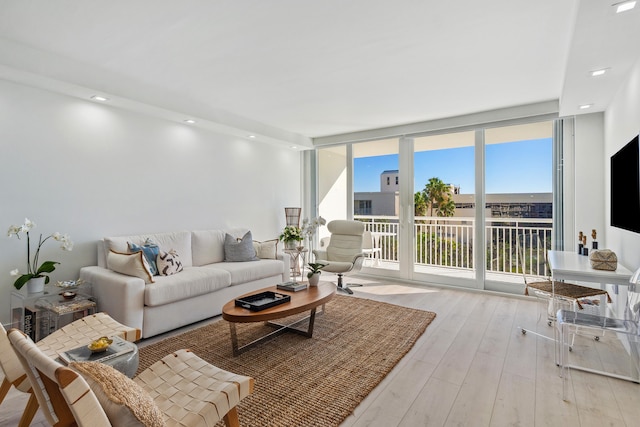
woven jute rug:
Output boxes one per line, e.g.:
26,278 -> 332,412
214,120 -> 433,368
136,294 -> 436,427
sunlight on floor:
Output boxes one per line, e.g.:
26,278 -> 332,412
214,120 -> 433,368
356,284 -> 441,296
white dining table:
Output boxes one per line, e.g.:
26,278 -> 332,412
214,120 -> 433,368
547,250 -> 633,292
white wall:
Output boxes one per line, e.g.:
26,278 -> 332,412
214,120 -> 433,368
0,79 -> 302,323
604,57 -> 640,271
573,113 -> 606,248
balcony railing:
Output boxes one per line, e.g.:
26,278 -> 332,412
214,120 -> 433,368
354,215 -> 553,278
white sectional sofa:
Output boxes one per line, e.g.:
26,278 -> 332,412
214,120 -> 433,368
79,229 -> 289,338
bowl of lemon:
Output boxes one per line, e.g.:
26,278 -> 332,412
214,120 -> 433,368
88,337 -> 113,353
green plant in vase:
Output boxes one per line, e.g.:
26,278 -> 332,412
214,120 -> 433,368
279,225 -> 303,250
306,262 -> 327,286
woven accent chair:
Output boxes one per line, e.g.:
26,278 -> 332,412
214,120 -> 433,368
0,312 -> 140,427
8,329 -> 254,427
517,233 -> 611,332
313,220 -> 366,294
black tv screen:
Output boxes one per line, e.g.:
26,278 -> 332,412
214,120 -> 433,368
611,134 -> 640,233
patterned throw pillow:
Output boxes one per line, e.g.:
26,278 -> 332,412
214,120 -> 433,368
157,249 -> 184,276
129,239 -> 160,275
224,231 -> 259,262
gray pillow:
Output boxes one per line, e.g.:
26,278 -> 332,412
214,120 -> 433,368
224,231 -> 260,262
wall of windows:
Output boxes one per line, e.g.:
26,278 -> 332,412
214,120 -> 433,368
314,104 -> 559,293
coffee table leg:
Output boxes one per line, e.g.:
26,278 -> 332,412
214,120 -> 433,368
228,308 -> 320,356
229,322 -> 240,356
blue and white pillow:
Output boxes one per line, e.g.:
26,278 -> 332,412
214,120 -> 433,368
129,239 -> 160,276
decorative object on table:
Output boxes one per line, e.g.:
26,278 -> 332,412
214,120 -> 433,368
55,278 -> 86,289
279,225 -> 303,250
277,281 -> 308,292
578,231 -> 584,254
88,336 -> 113,353
589,249 -> 618,271
7,218 -> 74,292
301,216 -> 326,260
235,291 -> 291,311
284,207 -> 302,227
582,235 -> 588,256
60,290 -> 77,300
307,262 -> 327,286
591,229 -> 598,249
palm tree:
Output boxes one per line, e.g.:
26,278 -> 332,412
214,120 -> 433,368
414,191 -> 427,217
437,198 -> 456,217
423,177 -> 450,217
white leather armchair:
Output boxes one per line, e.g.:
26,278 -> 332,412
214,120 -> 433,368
313,220 -> 366,294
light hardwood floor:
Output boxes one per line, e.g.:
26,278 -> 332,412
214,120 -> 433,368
2,275 -> 639,426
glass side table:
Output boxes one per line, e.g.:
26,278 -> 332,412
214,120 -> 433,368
10,284 -> 96,341
284,248 -> 308,282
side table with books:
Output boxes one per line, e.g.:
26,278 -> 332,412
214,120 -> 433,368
10,285 -> 97,342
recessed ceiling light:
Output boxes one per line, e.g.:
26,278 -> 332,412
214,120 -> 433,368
91,95 -> 109,102
615,1 -> 636,13
579,104 -> 593,110
290,146 -> 298,150
248,135 -> 256,139
590,68 -> 608,77
184,119 -> 196,124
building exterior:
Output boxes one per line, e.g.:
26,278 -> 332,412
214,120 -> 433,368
355,171 -> 552,219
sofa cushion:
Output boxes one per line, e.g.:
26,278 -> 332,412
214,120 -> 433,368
191,230 -> 226,266
224,231 -> 259,262
253,239 -> 279,259
105,231 -> 193,268
129,240 -> 160,275
207,259 -> 283,286
144,267 -> 231,306
107,250 -> 154,284
157,249 -> 184,276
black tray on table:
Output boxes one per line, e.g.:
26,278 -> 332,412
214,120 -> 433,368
235,291 -> 291,311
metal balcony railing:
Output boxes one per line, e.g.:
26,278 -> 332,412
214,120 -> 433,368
354,215 -> 553,277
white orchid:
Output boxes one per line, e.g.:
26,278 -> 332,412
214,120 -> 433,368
301,216 -> 326,237
7,218 -> 74,290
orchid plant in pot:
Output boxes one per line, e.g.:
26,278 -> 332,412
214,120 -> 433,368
8,218 -> 74,292
306,262 -> 327,286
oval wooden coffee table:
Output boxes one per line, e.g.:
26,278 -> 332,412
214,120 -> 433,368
222,281 -> 335,356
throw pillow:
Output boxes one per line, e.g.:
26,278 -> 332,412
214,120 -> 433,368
106,250 -> 154,284
70,361 -> 166,427
253,239 -> 279,259
129,239 -> 160,276
224,231 -> 259,262
157,249 -> 184,276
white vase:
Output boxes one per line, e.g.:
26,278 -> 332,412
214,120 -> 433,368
308,272 -> 321,286
285,241 -> 297,250
26,276 -> 46,294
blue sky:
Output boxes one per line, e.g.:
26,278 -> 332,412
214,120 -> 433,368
354,138 -> 552,194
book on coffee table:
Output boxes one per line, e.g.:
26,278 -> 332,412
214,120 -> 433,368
276,281 -> 308,292
58,335 -> 134,365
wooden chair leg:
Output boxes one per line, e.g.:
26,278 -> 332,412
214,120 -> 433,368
18,392 -> 39,427
223,407 -> 240,427
0,378 -> 11,404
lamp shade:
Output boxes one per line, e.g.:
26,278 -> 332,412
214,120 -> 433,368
285,207 -> 301,227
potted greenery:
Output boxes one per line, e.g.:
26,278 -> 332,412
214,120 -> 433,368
8,218 -> 74,293
306,262 -> 327,286
279,225 -> 303,250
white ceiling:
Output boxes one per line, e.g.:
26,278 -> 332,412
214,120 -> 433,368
0,0 -> 639,148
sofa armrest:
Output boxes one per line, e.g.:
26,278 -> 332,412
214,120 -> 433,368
277,252 -> 291,282
79,266 -> 145,333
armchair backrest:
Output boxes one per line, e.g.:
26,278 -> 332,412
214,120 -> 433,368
0,323 -> 31,393
325,220 -> 365,262
8,328 -> 111,427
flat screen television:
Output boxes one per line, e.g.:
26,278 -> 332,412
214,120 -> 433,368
611,134 -> 640,233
